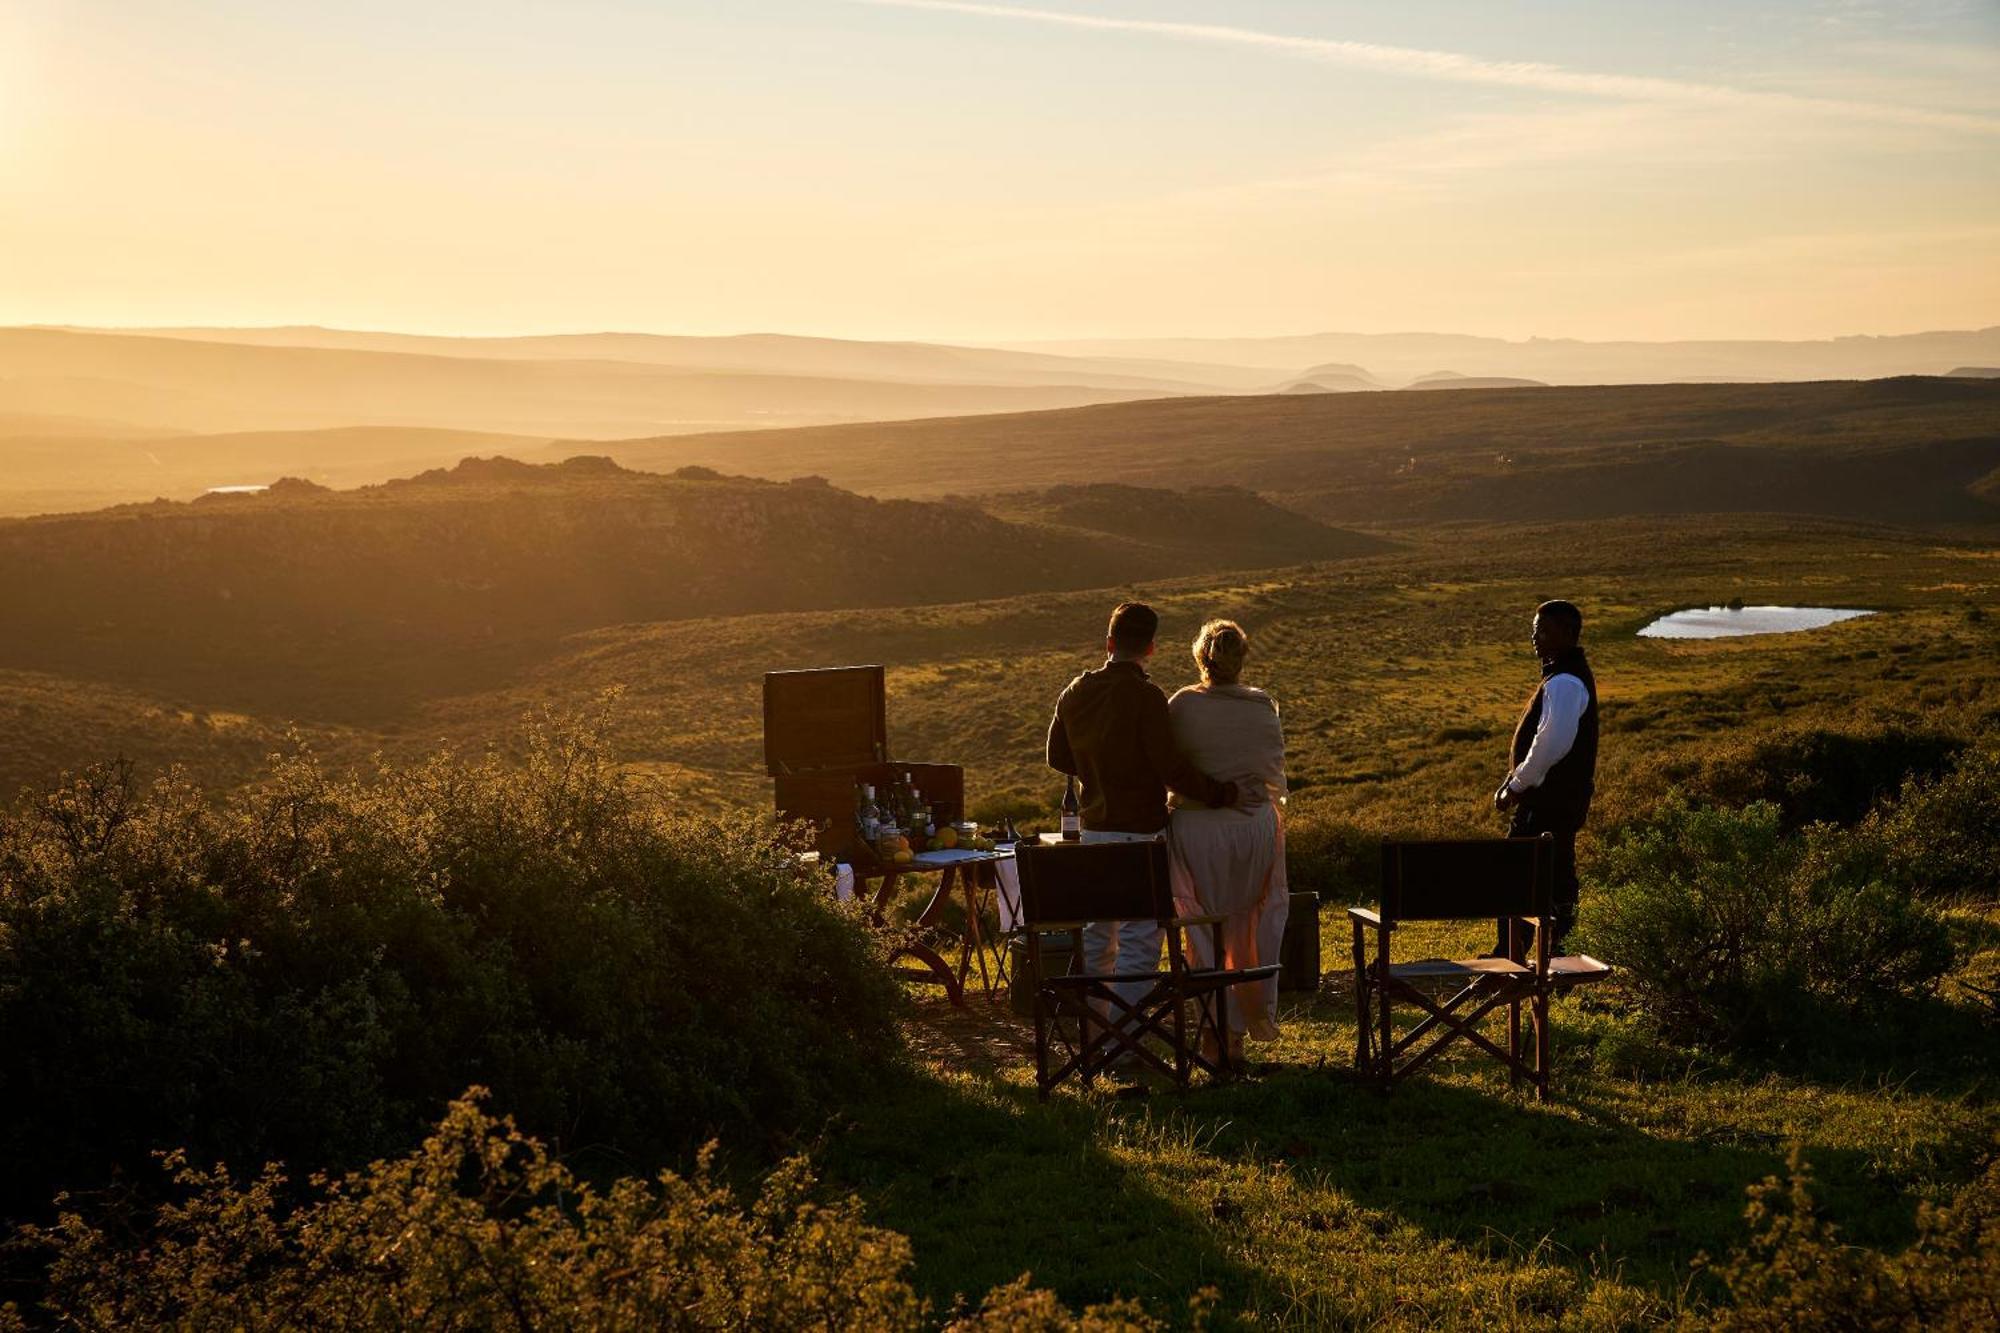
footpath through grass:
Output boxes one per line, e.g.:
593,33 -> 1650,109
824,907 -> 1998,1329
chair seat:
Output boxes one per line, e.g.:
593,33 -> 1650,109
1045,963 -> 1285,990
1388,956 -> 1531,981
1548,954 -> 1613,988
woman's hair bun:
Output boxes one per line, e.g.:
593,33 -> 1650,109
1193,618 -> 1249,684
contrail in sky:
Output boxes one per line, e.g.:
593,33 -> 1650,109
857,0 -> 2000,137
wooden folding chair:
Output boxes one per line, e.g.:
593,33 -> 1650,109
1014,839 -> 1281,1100
1351,834 -> 1558,1098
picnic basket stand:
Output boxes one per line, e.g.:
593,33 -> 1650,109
764,665 -> 1010,1004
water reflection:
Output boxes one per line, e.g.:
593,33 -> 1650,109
1638,606 -> 1875,639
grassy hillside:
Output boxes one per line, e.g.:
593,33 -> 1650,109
358,515 -> 1996,844
4,507 -> 1994,1326
0,328 -> 1172,440
976,483 -> 1389,570
586,378 -> 2000,525
10,504 -> 1986,862
0,460 -> 1379,738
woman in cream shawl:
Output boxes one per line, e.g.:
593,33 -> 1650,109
1167,619 -> 1288,1059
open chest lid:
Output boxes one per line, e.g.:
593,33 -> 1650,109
763,665 -> 888,776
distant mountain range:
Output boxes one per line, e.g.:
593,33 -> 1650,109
1008,327 -> 2000,386
77,324 -> 1275,392
6,322 -> 1999,519
0,328 -> 1182,442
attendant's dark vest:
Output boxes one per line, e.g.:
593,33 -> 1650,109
1510,647 -> 1598,829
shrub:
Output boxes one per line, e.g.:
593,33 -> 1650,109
1585,795 -> 1953,1046
1668,726 -> 1965,829
0,1090 -> 1158,1332
1281,810 -> 1379,900
1694,1144 -> 2000,1330
0,712 -> 904,1221
1860,742 -> 2000,900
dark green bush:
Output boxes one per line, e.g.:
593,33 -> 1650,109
0,714 -> 904,1221
1667,726 -> 1965,829
1281,811 -> 1378,899
1860,743 -> 2000,900
0,1090 -> 1158,1332
1694,1144 -> 2000,1331
1585,795 -> 1953,1046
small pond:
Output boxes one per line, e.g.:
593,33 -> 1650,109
1637,606 -> 1875,639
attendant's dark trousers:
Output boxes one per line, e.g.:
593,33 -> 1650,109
1498,804 -> 1579,957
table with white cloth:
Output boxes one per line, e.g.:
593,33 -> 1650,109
832,848 -> 1023,1006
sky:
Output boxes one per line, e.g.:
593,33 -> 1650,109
2,0 -> 1997,342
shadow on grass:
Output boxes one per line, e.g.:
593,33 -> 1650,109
1121,1063 -> 1785,1299
821,1058 -> 1263,1321
835,991 -> 2000,1329
814,1009 -> 1778,1323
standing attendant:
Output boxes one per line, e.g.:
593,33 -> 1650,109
1493,599 -> 1598,956
1046,602 -> 1245,1018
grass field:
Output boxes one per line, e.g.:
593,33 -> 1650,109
821,972 -> 1992,1327
379,511 -> 1996,1324
3,444 -> 1997,1324
260,511 -> 1986,1325
376,513 -> 2000,861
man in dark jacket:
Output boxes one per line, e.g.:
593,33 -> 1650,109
1047,602 -> 1245,1009
1494,599 -> 1598,955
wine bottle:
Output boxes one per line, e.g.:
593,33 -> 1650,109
1061,775 -> 1081,842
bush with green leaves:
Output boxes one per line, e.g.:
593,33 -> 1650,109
1858,742 -> 2000,900
1585,795 -> 1954,1046
0,713 -> 904,1222
1694,1144 -> 2000,1330
0,1090 -> 1164,1332
1657,723 -> 1965,829
1280,811 -> 1377,900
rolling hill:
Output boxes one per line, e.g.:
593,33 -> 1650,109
1405,372 -> 1547,390
580,378 -> 2000,526
46,325 -> 1276,392
0,458 -> 1381,721
0,328 -> 1177,441
1281,375 -> 1379,394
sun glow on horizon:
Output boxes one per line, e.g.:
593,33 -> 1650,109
3,0 -> 1997,343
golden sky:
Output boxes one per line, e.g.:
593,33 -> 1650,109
4,0 -> 1997,341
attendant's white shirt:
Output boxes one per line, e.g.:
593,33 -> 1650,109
1504,674 -> 1589,794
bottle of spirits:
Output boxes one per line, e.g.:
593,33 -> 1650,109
1061,776 -> 1081,842
856,783 -> 880,846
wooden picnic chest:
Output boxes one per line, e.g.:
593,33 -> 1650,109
764,665 -> 964,861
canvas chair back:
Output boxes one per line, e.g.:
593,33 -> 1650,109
1379,837 -> 1553,925
1015,839 -> 1172,930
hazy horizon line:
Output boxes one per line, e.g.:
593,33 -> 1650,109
16,319 -> 2000,349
